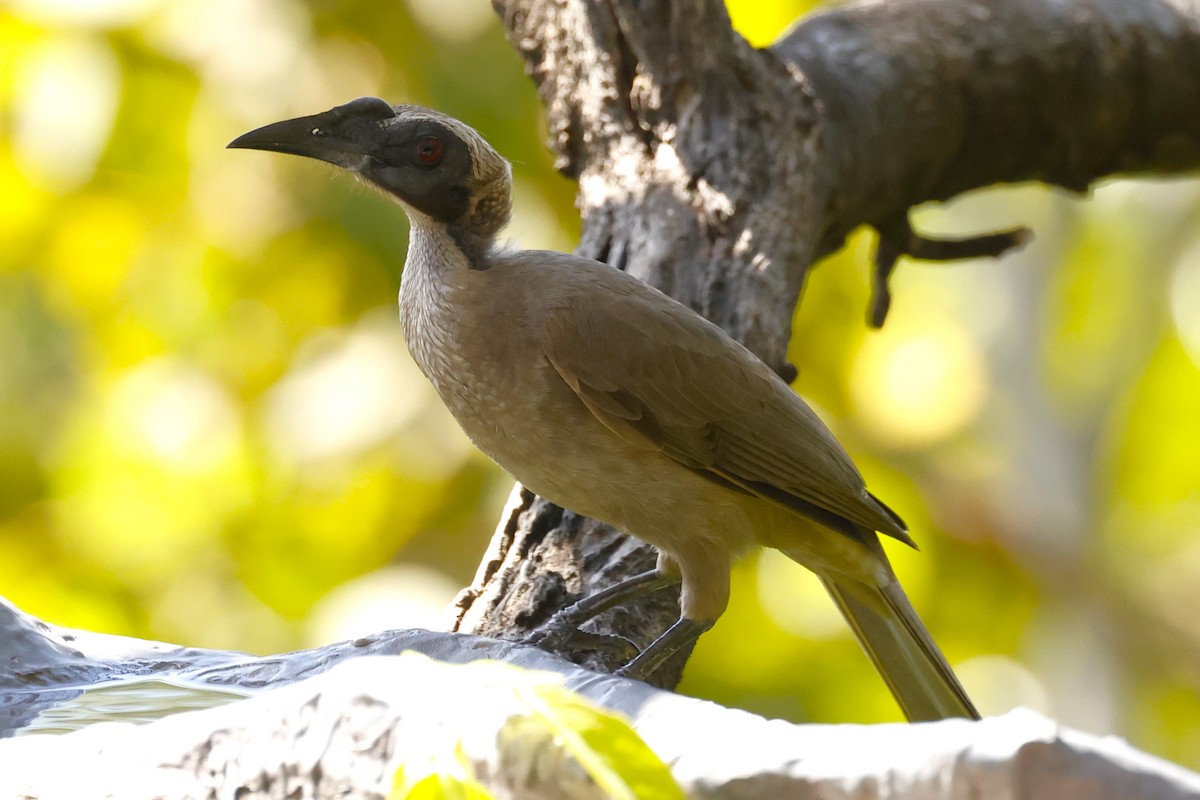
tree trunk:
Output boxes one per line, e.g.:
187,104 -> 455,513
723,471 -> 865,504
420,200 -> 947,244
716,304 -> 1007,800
450,0 -> 1200,685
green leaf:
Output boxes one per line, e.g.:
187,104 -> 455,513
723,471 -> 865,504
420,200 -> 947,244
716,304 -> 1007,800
389,758 -> 496,800
514,684 -> 685,800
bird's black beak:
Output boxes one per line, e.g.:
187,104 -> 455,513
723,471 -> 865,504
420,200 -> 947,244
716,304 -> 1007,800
227,112 -> 341,162
227,98 -> 398,167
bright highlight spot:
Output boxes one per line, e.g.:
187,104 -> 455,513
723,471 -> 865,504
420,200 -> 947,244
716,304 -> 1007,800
189,154 -> 303,255
51,359 -> 247,580
405,0 -> 495,43
308,564 -> 462,645
850,320 -> 987,449
112,359 -> 242,470
12,35 -> 120,190
1141,531 -> 1200,642
954,654 -> 1050,717
146,0 -> 311,118
756,549 -> 846,638
1170,238 -> 1200,368
265,322 -> 425,463
7,0 -> 162,27
509,178 -> 577,254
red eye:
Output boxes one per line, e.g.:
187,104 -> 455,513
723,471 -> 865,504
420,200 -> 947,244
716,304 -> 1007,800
416,136 -> 443,166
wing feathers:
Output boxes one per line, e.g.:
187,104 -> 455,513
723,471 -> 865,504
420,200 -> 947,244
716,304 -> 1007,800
571,380 -> 665,450
536,264 -> 910,545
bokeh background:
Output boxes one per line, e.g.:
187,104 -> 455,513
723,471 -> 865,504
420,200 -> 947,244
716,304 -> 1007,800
3,0 -> 1200,768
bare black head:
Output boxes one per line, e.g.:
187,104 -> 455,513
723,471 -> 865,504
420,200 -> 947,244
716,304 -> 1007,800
228,97 -> 511,244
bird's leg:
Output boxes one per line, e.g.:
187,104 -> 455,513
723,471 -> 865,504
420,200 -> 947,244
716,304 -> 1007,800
616,617 -> 712,681
527,569 -> 680,648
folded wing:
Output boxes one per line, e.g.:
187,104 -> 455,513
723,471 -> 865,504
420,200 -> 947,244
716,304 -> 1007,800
536,268 -> 912,547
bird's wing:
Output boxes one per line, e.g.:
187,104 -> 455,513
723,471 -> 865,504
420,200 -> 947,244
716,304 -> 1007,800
536,267 -> 911,545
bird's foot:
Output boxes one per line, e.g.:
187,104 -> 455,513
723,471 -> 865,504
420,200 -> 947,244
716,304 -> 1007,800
525,608 -> 587,650
525,568 -> 678,649
615,617 -> 711,682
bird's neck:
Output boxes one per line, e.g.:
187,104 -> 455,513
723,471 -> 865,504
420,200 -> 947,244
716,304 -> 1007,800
399,215 -> 495,342
398,216 -> 498,408
401,175 -> 508,272
455,170 -> 511,265
403,216 -> 474,290
397,190 -> 505,348
445,224 -> 497,268
403,213 -> 493,275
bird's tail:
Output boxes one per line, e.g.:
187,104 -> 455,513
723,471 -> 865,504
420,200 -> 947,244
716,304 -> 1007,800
818,573 -> 980,721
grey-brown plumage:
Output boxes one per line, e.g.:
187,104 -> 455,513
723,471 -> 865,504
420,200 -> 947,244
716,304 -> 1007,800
229,98 -> 980,722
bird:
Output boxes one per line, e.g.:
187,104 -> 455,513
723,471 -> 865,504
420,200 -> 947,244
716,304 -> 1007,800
229,97 -> 980,722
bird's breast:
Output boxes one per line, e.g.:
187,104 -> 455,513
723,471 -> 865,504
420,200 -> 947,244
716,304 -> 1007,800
400,260 -> 557,464
397,250 -> 756,560
401,268 -> 717,529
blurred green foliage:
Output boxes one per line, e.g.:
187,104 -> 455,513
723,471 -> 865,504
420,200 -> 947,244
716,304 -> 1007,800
3,0 -> 1200,770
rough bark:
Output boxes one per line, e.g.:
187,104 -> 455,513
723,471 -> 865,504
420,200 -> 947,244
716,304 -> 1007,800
452,0 -> 1200,681
450,486 -> 689,684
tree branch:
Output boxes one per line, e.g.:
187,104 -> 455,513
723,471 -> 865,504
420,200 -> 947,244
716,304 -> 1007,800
871,219 -> 1032,326
779,0 -> 1200,260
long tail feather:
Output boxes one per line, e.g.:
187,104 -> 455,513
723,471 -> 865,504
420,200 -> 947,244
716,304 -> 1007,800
819,574 -> 980,721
